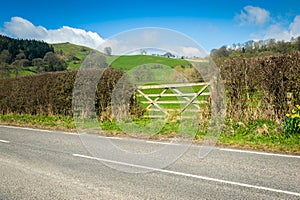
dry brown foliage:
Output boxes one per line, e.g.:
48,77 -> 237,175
218,51 -> 300,121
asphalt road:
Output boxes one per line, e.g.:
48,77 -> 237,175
0,125 -> 299,199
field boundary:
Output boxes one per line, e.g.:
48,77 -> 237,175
136,82 -> 210,118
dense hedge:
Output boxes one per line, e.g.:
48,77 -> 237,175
219,51 -> 300,121
1,52 -> 299,123
0,68 -> 133,120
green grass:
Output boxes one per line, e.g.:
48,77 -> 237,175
4,43 -> 193,78
52,42 -> 92,58
52,43 -> 190,71
0,114 -> 75,130
216,119 -> 300,153
110,55 -> 190,71
18,69 -> 36,76
1,113 -> 299,154
52,42 -> 92,69
8,68 -> 37,78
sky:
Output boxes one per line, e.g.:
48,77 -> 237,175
0,0 -> 300,54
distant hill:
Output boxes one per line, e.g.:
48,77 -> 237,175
0,38 -> 192,79
110,55 -> 190,71
52,42 -> 190,71
52,42 -> 92,69
211,36 -> 300,59
0,35 -> 67,78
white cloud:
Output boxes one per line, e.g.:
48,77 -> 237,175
289,15 -> 300,38
236,6 -> 270,26
97,28 -> 208,57
99,39 -> 207,57
180,47 -> 206,57
2,20 -> 208,57
264,15 -> 300,41
4,17 -> 47,38
3,17 -> 104,49
264,24 -> 291,41
235,6 -> 300,42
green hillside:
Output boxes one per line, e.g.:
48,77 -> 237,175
0,40 -> 195,79
109,55 -> 190,71
52,43 -> 190,71
52,43 -> 92,69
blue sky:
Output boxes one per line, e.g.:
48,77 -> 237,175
1,0 -> 300,52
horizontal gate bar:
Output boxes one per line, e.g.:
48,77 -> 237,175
141,100 -> 208,104
136,92 -> 210,97
137,82 -> 208,89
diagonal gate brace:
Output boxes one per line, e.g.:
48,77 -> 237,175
179,83 -> 209,114
137,88 -> 168,115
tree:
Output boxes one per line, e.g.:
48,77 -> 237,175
0,63 -> 11,78
0,50 -> 11,64
104,47 -> 112,56
211,46 -> 230,58
140,49 -> 147,55
32,58 -> 45,73
297,36 -> 300,51
16,51 -> 26,60
0,35 -> 54,64
163,52 -> 175,58
43,52 -> 67,72
11,60 -> 23,77
59,49 -> 64,55
244,40 -> 254,51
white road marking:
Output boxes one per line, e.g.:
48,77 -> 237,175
218,148 -> 300,158
145,140 -> 169,145
98,135 -> 123,140
0,139 -> 10,144
73,153 -> 300,197
97,135 -> 298,156
1,125 -> 299,158
0,125 -> 77,135
145,140 -> 181,146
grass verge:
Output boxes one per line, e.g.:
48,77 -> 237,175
0,114 -> 75,132
216,119 -> 299,154
0,114 -> 299,155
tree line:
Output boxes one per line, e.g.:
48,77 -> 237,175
211,36 -> 300,59
0,35 -> 67,78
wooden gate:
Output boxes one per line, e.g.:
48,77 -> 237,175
136,82 -> 210,118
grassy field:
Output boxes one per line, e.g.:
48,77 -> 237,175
109,55 -> 190,71
3,43 -> 194,77
52,42 -> 92,69
53,43 -> 191,71
6,67 -> 37,78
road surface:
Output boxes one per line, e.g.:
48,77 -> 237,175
0,125 -> 299,199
